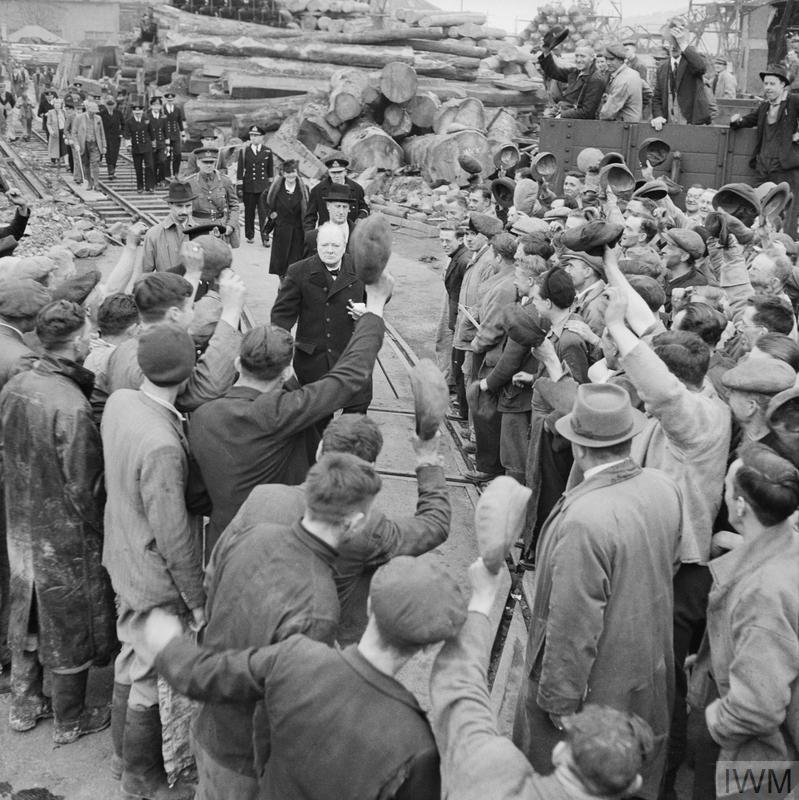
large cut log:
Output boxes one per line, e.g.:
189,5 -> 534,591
433,97 -> 486,134
416,12 -> 488,27
313,26 -> 446,44
380,62 -> 418,104
407,91 -> 441,129
406,39 -> 488,58
382,104 -> 412,138
340,121 -> 405,172
163,32 -> 415,68
175,51 -> 371,81
298,99 -> 343,150
403,130 -> 492,185
154,4 -> 304,39
184,94 -> 311,138
228,72 -> 317,98
188,69 -> 222,96
449,24 -> 508,39
417,78 -> 547,108
412,56 -> 478,82
485,107 -> 521,144
328,68 -> 371,122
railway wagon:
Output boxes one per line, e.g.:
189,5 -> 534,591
538,117 -> 764,194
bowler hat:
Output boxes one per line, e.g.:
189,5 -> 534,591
543,24 -> 569,51
370,554 -> 467,647
493,142 -> 520,170
325,183 -> 354,203
713,182 -> 761,227
760,64 -> 791,84
599,163 -> 636,195
165,180 -> 197,204
638,137 -> 671,168
555,382 -> 645,447
722,359 -> 796,395
633,180 -> 669,201
531,151 -> 558,180
576,147 -> 604,174
491,177 -> 516,209
458,154 -> 483,175
661,228 -> 706,259
562,220 -> 623,257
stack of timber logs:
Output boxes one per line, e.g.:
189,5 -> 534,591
151,3 -> 546,183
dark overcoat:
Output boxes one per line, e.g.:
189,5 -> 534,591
652,45 -> 711,125
0,355 -> 116,669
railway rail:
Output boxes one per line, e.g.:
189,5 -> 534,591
0,131 -> 531,683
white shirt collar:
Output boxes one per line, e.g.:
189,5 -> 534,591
583,458 -> 626,481
140,389 -> 185,424
0,321 -> 25,340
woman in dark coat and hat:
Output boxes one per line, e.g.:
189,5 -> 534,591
264,159 -> 308,279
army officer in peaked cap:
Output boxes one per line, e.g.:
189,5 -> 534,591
187,147 -> 241,248
303,153 -> 369,232
236,125 -> 273,246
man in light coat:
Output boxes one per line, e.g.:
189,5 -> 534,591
71,100 -> 107,190
512,381 -> 682,800
688,443 -> 799,797
598,43 -> 644,122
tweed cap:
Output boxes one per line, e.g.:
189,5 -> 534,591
562,250 -> 606,278
370,554 -> 467,646
469,212 -> 504,238
504,303 -> 550,347
562,220 -> 624,257
137,324 -> 196,386
458,154 -> 483,175
0,278 -> 52,320
605,43 -> 627,60
661,228 -> 706,259
722,358 -> 796,394
193,235 -> 233,280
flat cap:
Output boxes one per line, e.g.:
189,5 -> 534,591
194,234 -> 233,280
370,554 -> 467,646
562,220 -> 624,257
713,182 -> 761,226
137,324 -> 196,387
638,137 -> 671,168
505,303 -> 550,347
513,178 -> 539,216
605,43 -> 626,60
511,214 -> 549,236
543,206 -> 570,221
457,154 -> 483,175
469,212 -> 504,238
633,180 -> 669,201
0,278 -> 52,320
475,476 -> 532,572
722,358 -> 795,394
662,228 -> 706,259
491,177 -> 516,208
562,249 -> 606,277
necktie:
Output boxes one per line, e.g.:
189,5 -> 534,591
328,269 -> 339,278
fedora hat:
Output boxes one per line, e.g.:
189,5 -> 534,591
491,177 -> 516,209
493,142 -> 520,170
599,163 -> 636,195
576,147 -> 604,174
759,64 -> 790,85
598,152 -> 625,170
531,151 -> 558,180
166,180 -> 197,204
555,383 -> 645,448
458,154 -> 483,175
325,183 -> 354,203
761,181 -> 792,220
638,137 -> 671,168
713,183 -> 761,227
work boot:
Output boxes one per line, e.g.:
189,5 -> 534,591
8,649 -> 53,732
110,682 -> 132,780
121,705 -> 195,800
51,670 -> 111,745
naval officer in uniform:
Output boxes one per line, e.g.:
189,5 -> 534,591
123,100 -> 155,194
186,147 -> 241,248
235,124 -> 273,245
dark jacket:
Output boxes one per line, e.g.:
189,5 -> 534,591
148,113 -> 169,149
518,458 -> 682,800
158,633 -> 440,799
0,355 -> 116,669
98,105 -> 124,140
188,313 -> 385,545
270,253 -> 366,384
303,175 -> 369,230
731,93 -> 799,173
0,323 -> 36,390
236,144 -> 274,194
652,46 -> 711,125
484,326 -> 538,413
222,462 -> 451,644
163,103 -> 185,141
193,520 -> 341,777
444,243 -> 472,330
0,208 -> 30,255
537,52 -> 606,119
124,114 -> 153,154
